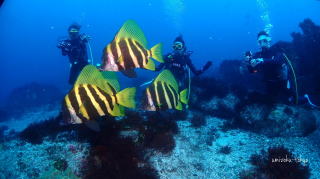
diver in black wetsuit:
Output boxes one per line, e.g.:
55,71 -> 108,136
57,23 -> 91,85
245,31 -> 291,103
156,35 -> 212,89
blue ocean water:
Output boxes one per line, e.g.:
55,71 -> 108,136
1,1 -> 320,178
1,0 -> 319,104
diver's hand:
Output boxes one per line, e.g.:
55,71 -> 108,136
250,58 -> 264,67
202,61 -> 212,72
57,41 -> 66,48
81,34 -> 92,41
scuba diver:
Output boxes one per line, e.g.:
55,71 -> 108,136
57,23 -> 91,85
156,35 -> 212,89
244,31 -> 294,104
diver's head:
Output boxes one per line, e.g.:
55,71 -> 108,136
173,35 -> 186,54
257,31 -> 271,49
68,23 -> 81,40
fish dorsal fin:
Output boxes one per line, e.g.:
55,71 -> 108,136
115,20 -> 147,48
101,71 -> 120,92
75,65 -> 113,94
154,70 -> 178,92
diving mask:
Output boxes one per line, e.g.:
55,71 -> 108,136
173,42 -> 184,50
69,28 -> 79,34
257,35 -> 271,45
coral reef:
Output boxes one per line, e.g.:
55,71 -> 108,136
238,104 -> 317,137
0,138 -> 89,179
140,112 -> 178,154
79,126 -> 159,179
4,82 -> 63,118
270,19 -> 320,100
0,104 -> 61,133
53,158 -> 68,171
19,114 -> 71,144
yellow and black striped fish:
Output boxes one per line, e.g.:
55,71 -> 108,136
62,65 -> 136,130
142,70 -> 188,111
101,20 -> 164,78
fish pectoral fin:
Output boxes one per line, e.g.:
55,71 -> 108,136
144,59 -> 155,71
115,20 -> 147,48
150,43 -> 164,63
109,104 -> 125,116
84,120 -> 101,132
121,69 -> 137,78
176,101 -> 183,111
116,87 -> 136,108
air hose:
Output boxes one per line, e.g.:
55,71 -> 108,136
282,53 -> 299,104
304,94 -> 320,108
87,41 -> 94,65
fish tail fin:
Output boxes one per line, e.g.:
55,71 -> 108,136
150,43 -> 164,63
180,88 -> 189,104
144,58 -> 155,71
116,87 -> 136,108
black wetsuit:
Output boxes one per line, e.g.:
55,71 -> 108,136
59,34 -> 88,85
248,48 -> 290,103
156,52 -> 202,89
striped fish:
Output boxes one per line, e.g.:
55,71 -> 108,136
142,70 -> 188,111
101,20 -> 164,78
62,65 -> 136,131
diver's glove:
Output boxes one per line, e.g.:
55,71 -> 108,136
202,61 -> 212,72
249,58 -> 264,67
